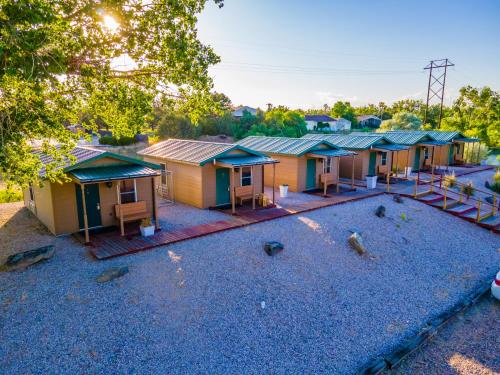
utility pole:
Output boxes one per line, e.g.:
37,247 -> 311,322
423,58 -> 454,128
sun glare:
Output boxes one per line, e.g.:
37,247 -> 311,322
103,15 -> 119,32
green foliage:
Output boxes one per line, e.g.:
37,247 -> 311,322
494,170 -> 500,183
461,180 -> 475,197
98,135 -> 135,146
379,112 -> 422,131
0,0 -> 222,187
330,101 -> 358,127
443,171 -> 457,188
463,143 -> 489,163
0,187 -> 23,203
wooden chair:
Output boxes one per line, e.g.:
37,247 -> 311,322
114,201 -> 149,235
235,185 -> 254,205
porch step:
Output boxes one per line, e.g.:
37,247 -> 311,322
417,193 -> 444,203
430,198 -> 458,209
478,215 -> 500,227
445,204 -> 476,215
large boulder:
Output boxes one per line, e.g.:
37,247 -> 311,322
348,233 -> 367,256
97,266 -> 129,283
264,241 -> 284,256
1,245 -> 55,271
375,205 -> 386,218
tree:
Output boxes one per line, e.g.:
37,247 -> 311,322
0,0 -> 223,186
330,101 -> 358,127
378,112 -> 422,131
441,86 -> 499,148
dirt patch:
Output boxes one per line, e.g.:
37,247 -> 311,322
0,202 -> 54,264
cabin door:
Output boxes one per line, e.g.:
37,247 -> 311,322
305,159 -> 316,190
448,145 -> 455,165
413,147 -> 421,171
75,183 -> 102,230
215,168 -> 231,206
368,152 -> 377,175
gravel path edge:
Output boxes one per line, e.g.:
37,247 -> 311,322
355,279 -> 494,375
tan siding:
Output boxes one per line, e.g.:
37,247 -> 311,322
51,182 -> 79,235
98,181 -> 119,228
30,183 -> 56,234
263,155 -> 300,192
135,177 -> 155,216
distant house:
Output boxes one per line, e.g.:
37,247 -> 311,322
304,115 -> 351,132
357,115 -> 382,129
232,106 -> 257,118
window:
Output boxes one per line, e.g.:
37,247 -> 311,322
160,163 -> 167,185
380,152 -> 387,166
120,179 -> 137,204
323,158 -> 333,173
455,144 -> 460,154
240,167 -> 252,186
424,148 -> 430,160
28,183 -> 35,202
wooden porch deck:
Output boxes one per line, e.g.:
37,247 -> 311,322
86,190 -> 383,260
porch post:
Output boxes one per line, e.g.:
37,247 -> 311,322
336,156 -> 340,193
116,182 -> 124,236
230,167 -> 235,214
152,177 -> 160,229
405,149 -> 410,178
323,160 -> 327,197
469,142 -> 474,164
351,154 -> 355,189
251,165 -> 256,210
272,162 -> 276,204
80,183 -> 90,244
386,152 -> 392,192
395,151 -> 399,178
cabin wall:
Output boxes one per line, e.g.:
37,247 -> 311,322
23,183 -> 56,235
339,152 -> 365,180
51,182 -> 79,235
263,155 -> 300,192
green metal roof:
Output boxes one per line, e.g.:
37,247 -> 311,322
138,139 -> 267,166
426,131 -> 479,142
302,134 -> 390,150
418,140 -> 450,146
307,149 -> 356,157
216,155 -> 277,167
381,131 -> 435,145
70,165 -> 160,183
33,146 -> 160,178
373,144 -> 410,151
236,136 -> 342,156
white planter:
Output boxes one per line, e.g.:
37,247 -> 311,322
279,185 -> 289,198
405,167 -> 412,176
366,175 -> 378,189
140,225 -> 155,237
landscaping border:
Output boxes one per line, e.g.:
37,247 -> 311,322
355,280 -> 493,375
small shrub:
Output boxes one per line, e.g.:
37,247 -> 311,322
401,213 -> 407,221
141,217 -> 152,227
443,171 -> 457,188
489,182 -> 500,194
99,135 -> 117,145
461,181 -> 475,197
0,188 -> 23,203
494,170 -> 500,184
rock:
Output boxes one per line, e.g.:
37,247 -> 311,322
348,232 -> 367,256
375,205 -> 386,218
485,195 -> 494,204
264,241 -> 284,256
97,266 -> 129,283
485,180 -> 490,189
393,194 -> 404,204
348,227 -> 363,235
0,245 -> 55,271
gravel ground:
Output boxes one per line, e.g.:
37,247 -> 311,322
0,195 -> 499,374
388,295 -> 500,375
0,202 -> 55,264
156,201 -> 231,231
264,186 -> 322,208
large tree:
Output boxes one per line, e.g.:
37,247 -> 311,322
378,112 -> 422,131
0,0 -> 223,186
330,101 -> 357,127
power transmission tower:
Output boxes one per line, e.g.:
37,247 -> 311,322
423,58 -> 454,128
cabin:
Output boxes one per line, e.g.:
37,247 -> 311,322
426,131 -> 480,166
356,115 -> 382,129
302,134 -> 409,180
138,139 -> 278,213
381,131 -> 479,171
23,147 -> 161,243
236,136 -> 356,193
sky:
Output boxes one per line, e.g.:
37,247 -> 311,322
197,0 -> 500,109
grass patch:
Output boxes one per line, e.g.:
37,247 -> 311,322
0,188 -> 23,203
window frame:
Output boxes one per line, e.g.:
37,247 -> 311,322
28,183 -> 35,202
119,179 -> 137,204
380,152 -> 387,166
160,163 -> 167,185
424,148 -> 430,160
240,166 -> 253,186
323,158 -> 333,174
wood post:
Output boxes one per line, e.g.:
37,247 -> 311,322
476,142 -> 481,164
80,184 -> 90,244
230,167 -> 235,214
116,181 -> 124,236
251,165 -> 256,210
336,157 -> 340,193
272,163 -> 276,204
351,154 -> 355,189
476,199 -> 482,222
152,177 -> 159,229
413,177 -> 418,198
443,186 -> 447,209
395,151 -> 399,178
405,149 -> 410,178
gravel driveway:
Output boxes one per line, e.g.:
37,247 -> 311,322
1,195 -> 499,374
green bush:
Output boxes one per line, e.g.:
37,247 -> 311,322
489,182 -> 500,194
0,188 -> 23,203
99,135 -> 135,146
494,170 -> 500,183
461,180 -> 475,197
